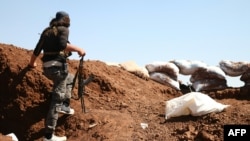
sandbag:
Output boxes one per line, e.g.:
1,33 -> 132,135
119,60 -> 149,78
192,79 -> 227,92
219,60 -> 249,77
145,61 -> 179,80
165,92 -> 230,119
240,71 -> 250,81
240,70 -> 250,86
149,72 -> 180,90
190,66 -> 226,83
6,133 -> 18,141
105,62 -> 121,67
170,60 -> 207,75
243,80 -> 250,86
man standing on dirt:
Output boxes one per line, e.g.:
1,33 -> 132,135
28,11 -> 85,141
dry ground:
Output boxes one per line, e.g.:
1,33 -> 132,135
0,43 -> 250,141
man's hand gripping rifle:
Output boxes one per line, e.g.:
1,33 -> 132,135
72,56 -> 94,113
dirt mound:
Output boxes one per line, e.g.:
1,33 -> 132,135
0,43 -> 250,141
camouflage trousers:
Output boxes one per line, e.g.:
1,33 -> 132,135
43,66 -> 74,134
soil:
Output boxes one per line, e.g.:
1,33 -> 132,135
0,43 -> 250,141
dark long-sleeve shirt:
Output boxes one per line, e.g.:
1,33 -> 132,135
33,26 -> 69,63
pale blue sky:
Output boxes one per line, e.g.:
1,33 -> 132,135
1,0 -> 249,87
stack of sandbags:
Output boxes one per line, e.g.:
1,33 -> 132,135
170,60 -> 207,75
170,59 -> 227,91
190,66 -> 227,91
145,61 -> 180,90
219,60 -> 250,86
219,60 -> 249,77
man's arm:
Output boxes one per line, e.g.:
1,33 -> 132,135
28,54 -> 38,67
64,43 -> 86,57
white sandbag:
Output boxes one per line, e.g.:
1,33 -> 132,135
119,60 -> 149,78
170,60 -> 207,75
190,66 -> 226,83
150,72 -> 180,90
119,60 -> 139,72
165,92 -> 230,119
140,67 -> 150,78
6,133 -> 18,141
145,61 -> 179,80
206,66 -> 226,79
192,79 -> 227,92
240,71 -> 250,81
219,60 -> 249,77
243,81 -> 250,86
105,62 -> 121,67
145,61 -> 179,74
240,71 -> 250,86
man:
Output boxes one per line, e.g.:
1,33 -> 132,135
29,11 -> 85,141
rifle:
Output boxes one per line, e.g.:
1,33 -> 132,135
72,56 -> 94,113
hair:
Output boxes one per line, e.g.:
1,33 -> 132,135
49,16 -> 70,27
39,16 -> 70,38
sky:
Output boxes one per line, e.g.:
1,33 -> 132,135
1,0 -> 249,87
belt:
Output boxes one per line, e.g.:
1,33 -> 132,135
43,60 -> 63,68
44,51 -> 65,55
